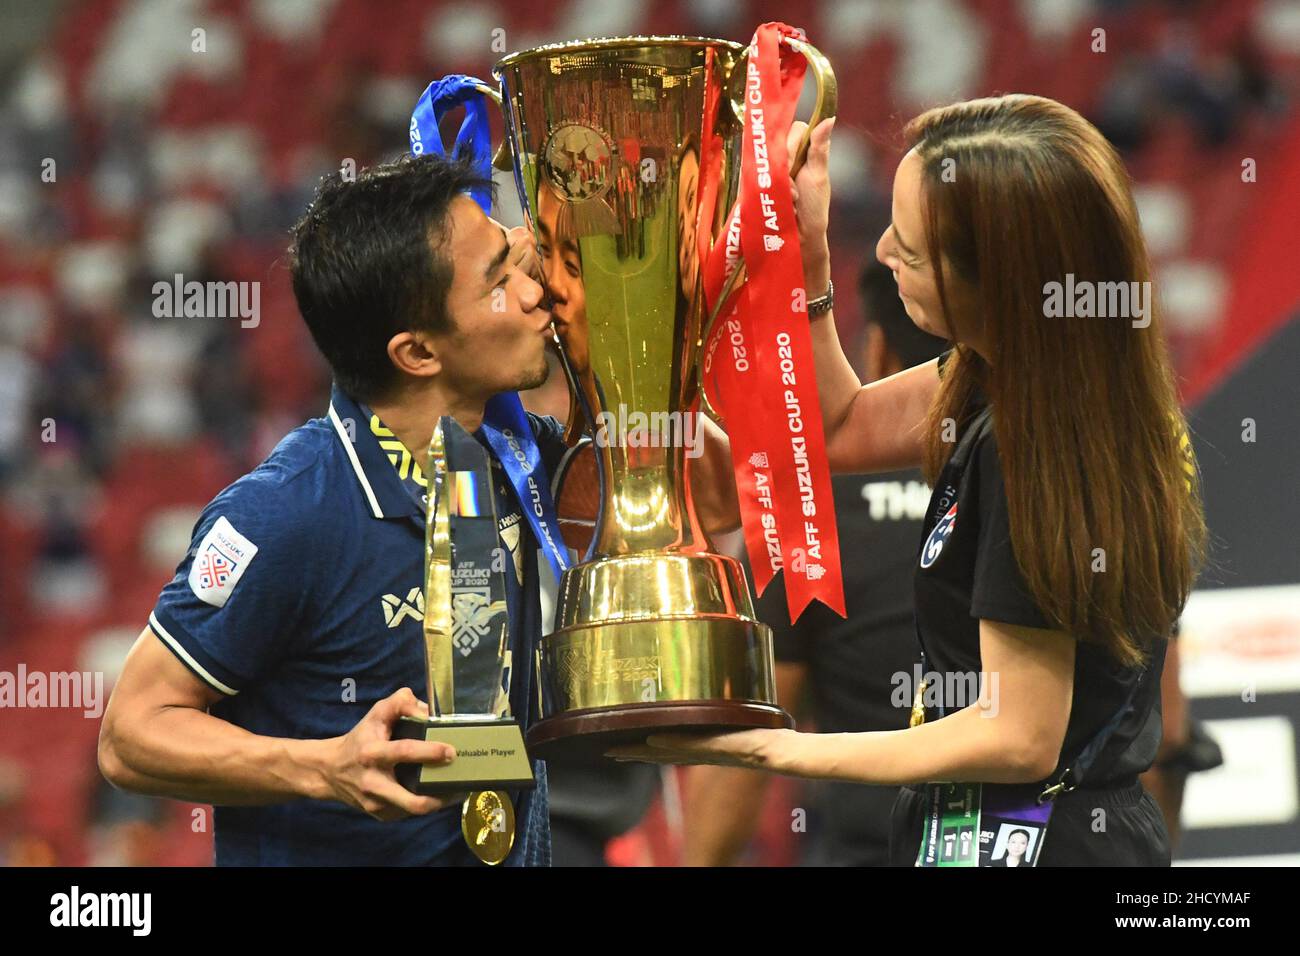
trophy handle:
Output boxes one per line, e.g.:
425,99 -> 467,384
724,35 -> 838,174
697,35 -> 838,426
471,82 -> 515,172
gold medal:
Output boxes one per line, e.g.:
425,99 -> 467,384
462,790 -> 516,865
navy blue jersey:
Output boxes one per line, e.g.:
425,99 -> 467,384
150,384 -> 566,866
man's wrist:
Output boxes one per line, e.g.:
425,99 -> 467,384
283,737 -> 336,801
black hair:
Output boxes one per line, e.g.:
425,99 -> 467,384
1008,829 -> 1031,842
288,153 -> 497,401
857,258 -> 947,369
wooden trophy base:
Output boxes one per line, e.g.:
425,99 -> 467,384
525,700 -> 793,761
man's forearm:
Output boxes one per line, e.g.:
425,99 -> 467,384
101,704 -> 335,807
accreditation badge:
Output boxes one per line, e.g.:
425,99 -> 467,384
916,783 -> 1053,868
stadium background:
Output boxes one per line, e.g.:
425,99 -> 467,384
0,0 -> 1297,865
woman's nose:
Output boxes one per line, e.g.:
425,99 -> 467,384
875,229 -> 892,267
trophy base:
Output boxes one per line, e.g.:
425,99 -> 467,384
533,551 -> 791,761
526,700 -> 792,760
393,717 -> 536,795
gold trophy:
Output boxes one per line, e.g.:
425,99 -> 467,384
394,418 -> 533,863
485,35 -> 837,757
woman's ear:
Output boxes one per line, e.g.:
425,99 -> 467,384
386,330 -> 443,380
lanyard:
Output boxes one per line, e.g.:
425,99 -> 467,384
910,405 -> 993,725
478,393 -> 570,583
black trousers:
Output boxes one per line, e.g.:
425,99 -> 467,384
889,779 -> 1171,866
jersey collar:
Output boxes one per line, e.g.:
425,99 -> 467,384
326,384 -> 424,520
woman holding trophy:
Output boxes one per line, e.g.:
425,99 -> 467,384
622,94 -> 1205,867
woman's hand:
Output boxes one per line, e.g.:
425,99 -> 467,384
503,222 -> 542,283
608,728 -> 792,771
786,116 -> 835,294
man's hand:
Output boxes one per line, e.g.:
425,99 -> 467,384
322,688 -> 464,821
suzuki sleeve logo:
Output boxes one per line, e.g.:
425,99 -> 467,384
188,516 -> 259,608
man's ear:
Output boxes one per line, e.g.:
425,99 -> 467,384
386,330 -> 443,380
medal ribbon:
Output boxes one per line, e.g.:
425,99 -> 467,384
700,23 -> 845,619
479,395 -> 570,583
410,74 -> 494,210
410,77 -> 570,584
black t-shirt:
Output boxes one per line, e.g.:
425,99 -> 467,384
763,471 -> 925,734
913,402 -> 1165,787
752,470 -> 925,865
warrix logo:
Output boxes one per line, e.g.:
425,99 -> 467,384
381,588 -> 425,628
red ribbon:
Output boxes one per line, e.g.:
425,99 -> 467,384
699,23 -> 845,620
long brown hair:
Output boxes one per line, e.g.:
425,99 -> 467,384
905,94 -> 1205,666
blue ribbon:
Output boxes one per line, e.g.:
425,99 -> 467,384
409,77 -> 569,582
409,74 -> 494,212
480,393 -> 570,583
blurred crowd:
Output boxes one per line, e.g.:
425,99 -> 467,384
0,0 -> 1296,865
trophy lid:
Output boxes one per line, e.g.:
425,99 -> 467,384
494,34 -> 745,71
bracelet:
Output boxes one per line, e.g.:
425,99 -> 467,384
807,278 -> 834,317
